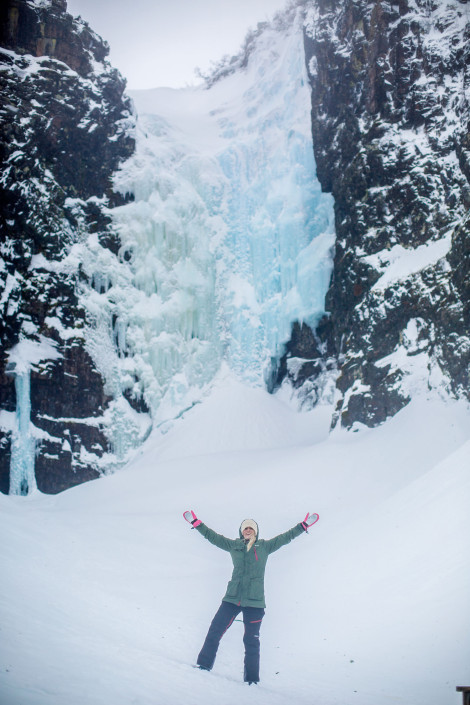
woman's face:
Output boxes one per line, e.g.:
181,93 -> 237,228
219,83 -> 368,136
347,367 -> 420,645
242,527 -> 255,539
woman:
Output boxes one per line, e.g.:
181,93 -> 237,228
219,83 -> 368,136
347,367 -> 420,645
183,510 -> 319,684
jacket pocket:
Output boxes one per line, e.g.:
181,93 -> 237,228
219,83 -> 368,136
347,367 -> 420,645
248,578 -> 263,600
226,580 -> 239,598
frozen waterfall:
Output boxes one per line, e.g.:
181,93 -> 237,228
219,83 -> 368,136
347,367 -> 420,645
81,11 -> 335,437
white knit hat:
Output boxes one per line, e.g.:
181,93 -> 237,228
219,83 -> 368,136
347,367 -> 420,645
240,519 -> 258,536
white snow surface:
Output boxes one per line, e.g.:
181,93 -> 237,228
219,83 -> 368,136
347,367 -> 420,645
365,234 -> 453,292
1,374 -> 469,705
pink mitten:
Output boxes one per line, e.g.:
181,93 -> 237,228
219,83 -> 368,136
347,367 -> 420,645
183,510 -> 201,527
302,512 -> 319,531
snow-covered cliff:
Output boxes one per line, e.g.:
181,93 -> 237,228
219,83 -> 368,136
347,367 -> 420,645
1,0 -> 469,494
0,0 -> 136,493
300,0 -> 470,427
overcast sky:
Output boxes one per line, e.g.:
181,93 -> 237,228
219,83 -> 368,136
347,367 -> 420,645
66,0 -> 289,90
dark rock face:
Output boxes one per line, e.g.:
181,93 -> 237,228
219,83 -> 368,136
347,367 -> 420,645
0,0 -> 136,493
284,0 -> 470,428
273,319 -> 338,409
2,0 -> 105,78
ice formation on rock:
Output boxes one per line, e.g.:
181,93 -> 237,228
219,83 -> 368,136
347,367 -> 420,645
81,10 -> 335,428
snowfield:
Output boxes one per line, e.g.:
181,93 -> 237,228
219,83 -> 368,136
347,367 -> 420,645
1,374 -> 469,705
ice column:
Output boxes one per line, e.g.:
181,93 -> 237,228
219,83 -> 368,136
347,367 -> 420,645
9,367 -> 36,495
215,15 -> 335,383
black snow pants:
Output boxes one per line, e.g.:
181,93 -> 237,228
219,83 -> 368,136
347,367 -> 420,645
197,601 -> 265,682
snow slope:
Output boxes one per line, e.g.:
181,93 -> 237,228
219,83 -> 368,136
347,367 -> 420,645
1,376 -> 469,705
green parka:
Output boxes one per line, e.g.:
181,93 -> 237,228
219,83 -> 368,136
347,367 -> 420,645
195,521 -> 305,608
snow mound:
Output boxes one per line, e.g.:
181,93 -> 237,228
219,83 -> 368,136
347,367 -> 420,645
151,373 -> 332,461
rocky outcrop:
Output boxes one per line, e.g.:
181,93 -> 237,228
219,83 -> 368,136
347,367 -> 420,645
282,0 -> 470,428
0,0 -> 136,493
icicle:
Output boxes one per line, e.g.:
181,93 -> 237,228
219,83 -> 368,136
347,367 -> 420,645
9,367 -> 37,496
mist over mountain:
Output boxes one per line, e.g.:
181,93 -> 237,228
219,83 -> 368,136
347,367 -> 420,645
1,0 -> 469,494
